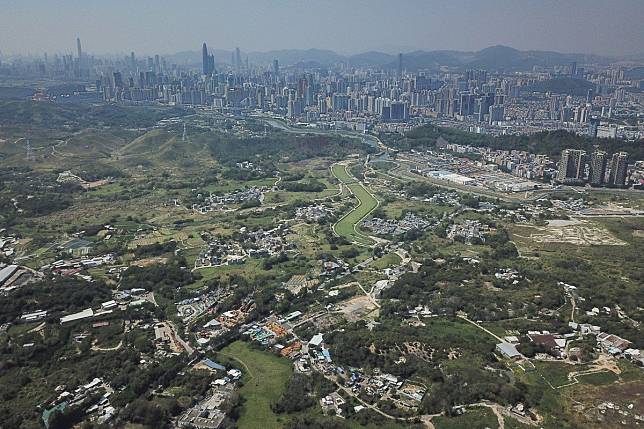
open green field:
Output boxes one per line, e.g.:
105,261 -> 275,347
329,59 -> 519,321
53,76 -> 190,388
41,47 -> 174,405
371,252 -> 402,269
217,341 -> 293,429
534,361 -> 577,388
331,163 -> 378,246
578,371 -> 619,386
433,407 -> 499,429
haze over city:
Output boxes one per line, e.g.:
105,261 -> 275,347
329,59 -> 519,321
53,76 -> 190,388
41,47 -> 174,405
1,0 -> 644,56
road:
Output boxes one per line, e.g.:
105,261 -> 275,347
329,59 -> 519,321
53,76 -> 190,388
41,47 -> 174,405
261,117 -> 385,150
168,321 -> 195,355
457,314 -> 504,342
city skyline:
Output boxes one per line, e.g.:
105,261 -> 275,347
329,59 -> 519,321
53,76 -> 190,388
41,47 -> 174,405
1,0 -> 643,57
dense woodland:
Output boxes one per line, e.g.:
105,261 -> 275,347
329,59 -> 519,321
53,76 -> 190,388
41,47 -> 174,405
391,125 -> 644,160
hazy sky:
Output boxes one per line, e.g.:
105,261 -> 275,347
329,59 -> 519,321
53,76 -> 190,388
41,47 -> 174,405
1,0 -> 643,56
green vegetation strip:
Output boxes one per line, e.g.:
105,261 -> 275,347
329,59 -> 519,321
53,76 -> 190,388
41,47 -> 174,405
331,163 -> 379,246
217,341 -> 292,429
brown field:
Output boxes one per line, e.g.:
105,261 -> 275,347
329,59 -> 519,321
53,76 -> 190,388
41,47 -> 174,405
511,218 -> 627,248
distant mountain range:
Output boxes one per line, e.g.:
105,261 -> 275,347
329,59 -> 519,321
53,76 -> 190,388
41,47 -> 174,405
164,45 -> 644,72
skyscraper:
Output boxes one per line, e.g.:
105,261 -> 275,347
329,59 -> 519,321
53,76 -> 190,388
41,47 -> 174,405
489,104 -> 504,124
272,59 -> 279,77
557,149 -> 586,183
589,150 -> 608,186
608,152 -> 629,186
202,43 -> 214,75
202,43 -> 209,75
76,37 -> 82,60
397,53 -> 403,79
588,117 -> 600,137
459,93 -> 475,116
235,47 -> 242,71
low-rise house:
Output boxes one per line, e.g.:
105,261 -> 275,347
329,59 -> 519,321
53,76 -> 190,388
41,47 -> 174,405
528,333 -> 566,358
496,342 -> 521,359
20,310 -> 47,322
60,308 -> 94,325
597,333 -> 631,354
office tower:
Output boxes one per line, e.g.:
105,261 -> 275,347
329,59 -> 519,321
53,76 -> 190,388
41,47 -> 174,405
459,93 -> 474,116
589,151 -> 608,186
390,101 -> 409,121
272,59 -> 279,76
76,37 -> 82,60
570,61 -> 577,77
201,43 -> 214,75
489,104 -> 504,123
113,71 -> 124,88
202,43 -> 209,74
154,55 -> 160,72
397,53 -> 403,79
208,52 -> 214,74
130,52 -> 136,70
608,152 -> 629,186
235,47 -> 241,71
557,149 -> 586,183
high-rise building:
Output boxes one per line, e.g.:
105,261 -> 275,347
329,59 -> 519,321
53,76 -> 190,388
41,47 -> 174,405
113,71 -> 124,88
235,47 -> 242,71
201,43 -> 215,75
272,59 -> 279,76
588,117 -> 600,137
389,101 -> 409,121
459,93 -> 475,116
76,37 -> 82,60
489,104 -> 504,124
557,149 -> 586,183
589,150 -> 608,186
608,152 -> 629,186
397,53 -> 403,79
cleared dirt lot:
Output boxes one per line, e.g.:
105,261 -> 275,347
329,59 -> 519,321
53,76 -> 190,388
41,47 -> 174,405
511,218 -> 627,247
337,295 -> 379,322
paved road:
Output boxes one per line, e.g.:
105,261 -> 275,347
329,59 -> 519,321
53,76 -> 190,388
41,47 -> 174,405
168,321 -> 194,355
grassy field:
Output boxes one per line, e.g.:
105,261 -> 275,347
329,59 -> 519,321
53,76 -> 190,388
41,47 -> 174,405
217,341 -> 293,429
504,416 -> 534,429
578,371 -> 619,386
371,252 -> 402,270
433,408 -> 498,429
331,163 -> 378,246
534,361 -> 576,387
